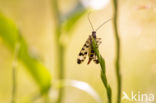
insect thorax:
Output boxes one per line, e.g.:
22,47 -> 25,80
92,31 -> 96,39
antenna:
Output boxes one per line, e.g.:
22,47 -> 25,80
88,12 -> 94,31
95,18 -> 112,32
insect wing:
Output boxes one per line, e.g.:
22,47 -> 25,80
93,55 -> 99,64
77,38 -> 90,64
96,38 -> 102,46
92,38 -> 101,64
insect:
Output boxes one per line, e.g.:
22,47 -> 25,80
77,13 -> 111,65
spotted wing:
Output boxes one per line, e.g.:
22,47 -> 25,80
77,38 -> 91,64
87,48 -> 95,64
96,38 -> 102,46
93,55 -> 99,64
93,38 -> 101,64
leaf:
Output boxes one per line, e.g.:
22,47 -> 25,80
54,80 -> 104,103
62,1 -> 88,33
0,12 -> 51,93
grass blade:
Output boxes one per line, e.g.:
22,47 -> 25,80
92,37 -> 112,103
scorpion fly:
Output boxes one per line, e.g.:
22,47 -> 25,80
77,13 -> 111,65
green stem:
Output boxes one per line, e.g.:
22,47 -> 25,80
92,38 -> 112,103
51,0 -> 64,103
112,0 -> 122,103
56,45 -> 64,103
11,66 -> 16,103
11,43 -> 20,103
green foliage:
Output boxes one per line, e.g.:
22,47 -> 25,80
0,12 -> 51,94
52,0 -> 88,103
63,10 -> 87,33
92,37 -> 112,103
62,2 -> 87,33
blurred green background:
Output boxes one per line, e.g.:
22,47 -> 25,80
0,0 -> 156,103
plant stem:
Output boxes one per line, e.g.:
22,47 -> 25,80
11,65 -> 16,103
11,42 -> 20,103
56,45 -> 64,103
112,0 -> 122,103
51,0 -> 64,103
92,38 -> 112,103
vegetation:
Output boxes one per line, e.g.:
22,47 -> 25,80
0,0 -> 155,103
